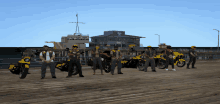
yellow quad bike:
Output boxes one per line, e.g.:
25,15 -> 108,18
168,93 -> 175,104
137,51 -> 186,70
8,56 -> 31,79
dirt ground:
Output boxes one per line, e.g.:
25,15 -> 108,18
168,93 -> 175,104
0,60 -> 220,104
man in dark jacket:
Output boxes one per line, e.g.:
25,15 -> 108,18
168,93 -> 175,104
66,44 -> 84,78
164,46 -> 176,71
187,46 -> 197,69
142,46 -> 156,72
39,45 -> 56,79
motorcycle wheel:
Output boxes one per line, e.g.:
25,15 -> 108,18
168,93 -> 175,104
137,61 -> 145,71
177,61 -> 185,67
104,64 -> 111,73
19,66 -> 29,79
157,60 -> 166,69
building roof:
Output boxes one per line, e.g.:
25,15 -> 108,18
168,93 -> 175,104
62,33 -> 89,38
90,30 -> 145,38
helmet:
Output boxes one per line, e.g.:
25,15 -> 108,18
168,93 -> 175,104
191,46 -> 196,49
95,45 -> 100,49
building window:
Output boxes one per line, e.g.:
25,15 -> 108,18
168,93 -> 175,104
95,39 -> 97,42
64,45 -> 66,47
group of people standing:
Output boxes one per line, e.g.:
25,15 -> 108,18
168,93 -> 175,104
91,45 -> 123,75
39,45 -> 84,79
140,45 -> 197,72
38,44 -> 197,79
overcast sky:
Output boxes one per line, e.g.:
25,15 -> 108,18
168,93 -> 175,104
1,0 -> 220,47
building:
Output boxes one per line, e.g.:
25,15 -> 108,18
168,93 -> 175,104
59,33 -> 89,49
89,30 -> 145,49
45,33 -> 89,49
47,13 -> 89,49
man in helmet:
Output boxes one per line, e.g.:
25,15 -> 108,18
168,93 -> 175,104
66,44 -> 84,78
142,46 -> 156,72
110,46 -> 123,75
91,45 -> 104,75
127,44 -> 135,56
164,46 -> 176,71
187,46 -> 197,69
39,45 -> 56,79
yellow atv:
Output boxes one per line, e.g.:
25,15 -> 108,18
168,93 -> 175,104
8,56 -> 31,79
138,51 -> 185,70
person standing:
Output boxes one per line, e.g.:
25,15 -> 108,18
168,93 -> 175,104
91,45 -> 104,75
66,45 -> 84,78
110,46 -> 123,75
142,46 -> 156,72
164,46 -> 176,71
39,45 -> 56,79
187,46 -> 197,69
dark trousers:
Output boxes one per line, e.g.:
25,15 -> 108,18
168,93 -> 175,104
41,62 -> 55,78
166,58 -> 174,69
68,59 -> 82,76
187,57 -> 196,67
144,58 -> 155,71
111,58 -> 122,74
93,57 -> 103,73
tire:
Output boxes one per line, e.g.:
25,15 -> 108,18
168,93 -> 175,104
73,66 -> 77,74
19,66 -> 29,79
176,61 -> 185,67
137,61 -> 145,71
157,60 -> 166,69
104,64 -> 111,73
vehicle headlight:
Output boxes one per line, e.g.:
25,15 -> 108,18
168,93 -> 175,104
173,56 -> 175,58
24,58 -> 30,62
101,58 -> 104,61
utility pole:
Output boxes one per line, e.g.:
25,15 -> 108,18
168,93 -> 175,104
155,34 -> 160,45
69,13 -> 85,33
213,29 -> 219,52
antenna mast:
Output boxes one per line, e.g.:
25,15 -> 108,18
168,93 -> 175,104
69,13 -> 85,33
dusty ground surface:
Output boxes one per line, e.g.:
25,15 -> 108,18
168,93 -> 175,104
0,60 -> 220,104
